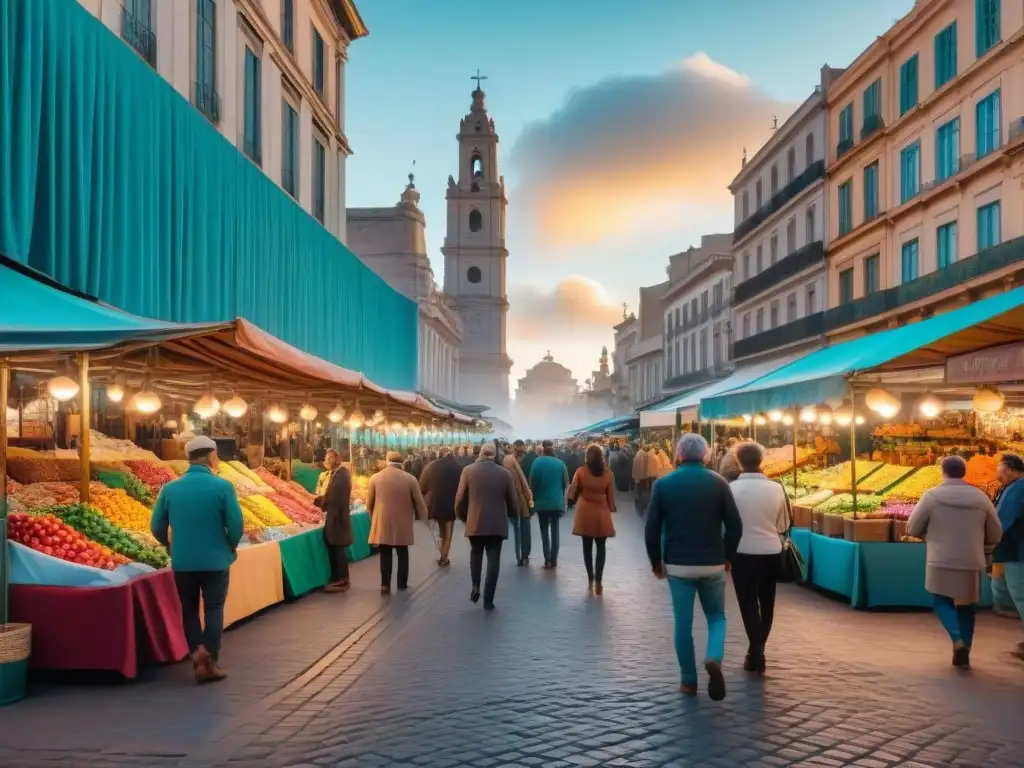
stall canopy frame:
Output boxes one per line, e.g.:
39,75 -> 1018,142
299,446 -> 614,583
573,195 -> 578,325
699,285 -> 1024,419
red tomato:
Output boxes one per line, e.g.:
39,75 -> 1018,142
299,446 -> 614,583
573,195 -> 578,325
30,537 -> 39,546
42,546 -> 53,556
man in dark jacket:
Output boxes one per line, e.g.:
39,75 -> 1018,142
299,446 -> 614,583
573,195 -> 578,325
455,442 -> 518,610
609,443 -> 631,491
419,447 -> 463,566
316,449 -> 353,593
645,433 -> 742,702
519,441 -> 538,480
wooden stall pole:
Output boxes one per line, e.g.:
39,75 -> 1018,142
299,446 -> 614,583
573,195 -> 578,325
0,360 -> 10,624
285,425 -> 292,482
78,352 -> 91,504
850,394 -> 858,520
792,422 -> 798,489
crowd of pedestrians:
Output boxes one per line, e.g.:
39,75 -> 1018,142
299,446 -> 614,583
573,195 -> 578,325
149,429 -> 1024,694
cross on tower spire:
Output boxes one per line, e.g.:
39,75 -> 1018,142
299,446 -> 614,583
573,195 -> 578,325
471,69 -> 488,91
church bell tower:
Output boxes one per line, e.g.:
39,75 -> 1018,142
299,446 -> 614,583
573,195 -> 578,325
442,72 -> 512,412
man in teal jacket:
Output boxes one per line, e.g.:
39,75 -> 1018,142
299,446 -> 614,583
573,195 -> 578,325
529,440 -> 569,568
995,453 -> 1024,659
151,436 -> 243,684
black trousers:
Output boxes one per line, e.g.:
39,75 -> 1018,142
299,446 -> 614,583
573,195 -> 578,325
173,569 -> 230,660
469,536 -> 503,604
731,552 -> 780,657
582,536 -> 607,583
378,545 -> 409,588
323,528 -> 350,582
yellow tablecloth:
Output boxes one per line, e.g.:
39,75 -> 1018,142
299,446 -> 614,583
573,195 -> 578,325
201,541 -> 285,628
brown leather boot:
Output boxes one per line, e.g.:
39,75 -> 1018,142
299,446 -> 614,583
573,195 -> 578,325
191,645 -> 214,684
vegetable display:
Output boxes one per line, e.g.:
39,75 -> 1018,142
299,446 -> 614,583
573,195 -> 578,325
6,512 -> 128,570
45,504 -> 169,568
856,464 -> 916,494
267,493 -> 323,525
864,500 -> 915,521
964,455 -> 998,491
125,460 -> 177,494
227,461 -> 272,489
815,493 -> 885,516
239,495 -> 292,527
884,465 -> 943,501
90,488 -> 153,532
817,461 -> 882,492
6,456 -> 81,484
93,467 -> 154,505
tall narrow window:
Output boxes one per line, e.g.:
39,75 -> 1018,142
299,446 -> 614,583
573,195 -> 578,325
770,234 -> 778,265
312,26 -> 325,98
901,239 -> 919,283
899,54 -> 919,116
755,308 -> 764,334
769,300 -> 779,329
742,314 -> 750,338
900,141 -> 921,204
787,147 -> 796,183
786,218 -> 797,255
864,254 -> 880,295
281,0 -> 294,51
806,283 -> 817,313
335,57 -> 342,120
469,209 -> 483,232
313,137 -> 326,224
806,204 -> 816,242
839,269 -> 854,304
937,221 -> 957,268
755,179 -> 763,208
863,162 -> 879,220
770,165 -> 779,196
936,117 -> 960,182
194,0 -> 218,121
862,79 -> 882,137
741,191 -> 749,219
743,252 -> 751,280
838,104 -> 854,155
243,48 -> 262,165
935,22 -> 958,89
122,0 -> 155,66
838,180 -> 852,236
786,293 -> 797,323
282,100 -> 299,197
806,133 -> 815,165
976,0 -> 1001,57
976,89 -> 1001,158
755,244 -> 763,273
977,201 -> 1001,250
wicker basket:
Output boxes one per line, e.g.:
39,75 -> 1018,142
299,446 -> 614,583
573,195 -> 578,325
843,518 -> 892,542
0,623 -> 31,706
820,514 -> 847,538
791,505 -> 814,529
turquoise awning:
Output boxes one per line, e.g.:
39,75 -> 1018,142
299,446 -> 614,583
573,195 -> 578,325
0,259 -> 225,352
700,286 -> 1024,419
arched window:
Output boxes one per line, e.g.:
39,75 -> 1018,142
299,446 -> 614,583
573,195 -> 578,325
471,155 -> 483,178
471,182 -> 480,193
806,133 -> 815,165
474,121 -> 482,132
469,209 -> 482,232
467,266 -> 482,284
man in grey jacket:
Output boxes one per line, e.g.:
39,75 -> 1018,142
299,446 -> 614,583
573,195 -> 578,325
456,442 -> 518,610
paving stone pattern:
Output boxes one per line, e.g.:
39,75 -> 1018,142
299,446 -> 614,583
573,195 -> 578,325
1,491 -> 1022,767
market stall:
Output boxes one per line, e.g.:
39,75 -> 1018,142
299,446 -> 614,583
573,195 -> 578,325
700,286 -> 1024,608
0,259 -> 480,687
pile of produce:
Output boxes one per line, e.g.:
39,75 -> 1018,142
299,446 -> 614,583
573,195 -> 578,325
6,456 -> 81,484
874,424 -> 925,438
90,487 -> 153,532
88,430 -> 159,462
816,493 -> 885,516
791,489 -> 834,508
165,460 -> 190,476
227,461 -> 272,489
351,475 -> 370,504
884,465 -> 943,501
92,466 -> 154,505
10,483 -> 58,509
125,460 -> 177,494
964,455 -> 998,490
218,463 -> 269,497
760,446 -> 817,478
6,512 -> 128,570
43,504 -> 169,568
239,495 -> 292,527
267,493 -> 323,525
856,464 -> 916,494
6,478 -> 22,496
863,500 -> 915,521
817,461 -> 882,492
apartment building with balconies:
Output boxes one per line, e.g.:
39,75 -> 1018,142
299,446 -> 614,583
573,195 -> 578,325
78,0 -> 366,244
729,87 -> 829,365
824,0 -> 1024,340
624,282 -> 667,408
661,235 -> 735,394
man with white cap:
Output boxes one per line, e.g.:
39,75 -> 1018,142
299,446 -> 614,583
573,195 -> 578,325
151,435 -> 244,684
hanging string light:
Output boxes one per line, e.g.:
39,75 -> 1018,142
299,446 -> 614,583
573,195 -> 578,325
106,375 -> 125,403
223,395 -> 248,419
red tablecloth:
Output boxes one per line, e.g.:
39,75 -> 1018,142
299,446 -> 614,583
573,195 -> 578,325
8,570 -> 188,678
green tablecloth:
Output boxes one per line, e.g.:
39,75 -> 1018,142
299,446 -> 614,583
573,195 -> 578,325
794,530 -> 993,609
291,462 -> 323,494
278,510 -> 373,598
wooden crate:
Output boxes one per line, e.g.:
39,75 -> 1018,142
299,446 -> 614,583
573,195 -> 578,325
812,511 -> 824,534
844,518 -> 891,542
791,504 -> 814,529
892,519 -> 909,541
820,514 -> 846,538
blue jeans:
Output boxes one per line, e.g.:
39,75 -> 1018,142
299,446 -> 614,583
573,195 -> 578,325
932,594 -> 976,646
1003,562 -> 1024,628
668,572 -> 727,686
174,569 -> 231,660
509,515 -> 532,562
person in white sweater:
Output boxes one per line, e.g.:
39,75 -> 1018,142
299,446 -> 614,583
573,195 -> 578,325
729,442 -> 791,675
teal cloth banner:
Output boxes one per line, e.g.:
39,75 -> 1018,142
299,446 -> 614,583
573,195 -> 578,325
0,0 -> 417,390
279,518 -> 373,598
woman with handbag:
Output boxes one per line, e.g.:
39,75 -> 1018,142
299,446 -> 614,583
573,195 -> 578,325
728,442 -> 791,675
569,444 -> 617,594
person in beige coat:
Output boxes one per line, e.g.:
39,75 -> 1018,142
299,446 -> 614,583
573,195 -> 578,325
649,445 -> 673,478
908,455 -> 1002,668
504,441 -> 534,566
367,451 -> 429,594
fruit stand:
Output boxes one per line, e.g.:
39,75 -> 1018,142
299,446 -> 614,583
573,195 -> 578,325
699,287 -> 1024,609
0,263 -> 479,685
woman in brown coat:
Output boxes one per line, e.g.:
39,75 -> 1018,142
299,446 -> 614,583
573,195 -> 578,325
570,444 -> 617,594
367,451 -> 429,593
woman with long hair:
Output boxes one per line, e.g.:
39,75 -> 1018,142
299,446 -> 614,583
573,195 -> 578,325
569,443 -> 616,594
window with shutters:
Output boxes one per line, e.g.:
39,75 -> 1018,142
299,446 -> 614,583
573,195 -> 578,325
976,0 -> 1001,57
899,54 -> 918,116
936,118 -> 960,182
977,201 -> 1001,250
937,221 -> 957,268
864,254 -> 880,295
900,141 -> 921,203
976,89 -> 1001,158
838,181 -> 852,236
935,22 -> 958,88
901,239 -> 919,283
863,162 -> 878,220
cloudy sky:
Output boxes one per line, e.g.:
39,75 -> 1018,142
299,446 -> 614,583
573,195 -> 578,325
345,0 -> 913,399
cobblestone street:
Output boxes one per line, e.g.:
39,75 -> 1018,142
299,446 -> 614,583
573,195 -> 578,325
1,491 -> 1023,768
